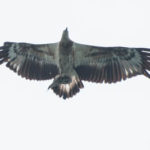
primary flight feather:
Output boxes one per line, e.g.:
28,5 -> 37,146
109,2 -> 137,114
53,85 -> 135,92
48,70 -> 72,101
0,28 -> 150,99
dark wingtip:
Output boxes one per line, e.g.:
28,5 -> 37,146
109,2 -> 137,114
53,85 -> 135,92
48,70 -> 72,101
0,45 -> 9,64
0,46 -> 4,50
143,70 -> 150,78
140,49 -> 150,78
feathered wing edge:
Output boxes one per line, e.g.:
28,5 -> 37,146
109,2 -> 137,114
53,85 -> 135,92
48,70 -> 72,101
75,48 -> 150,83
140,49 -> 150,78
0,46 -> 9,64
49,75 -> 84,99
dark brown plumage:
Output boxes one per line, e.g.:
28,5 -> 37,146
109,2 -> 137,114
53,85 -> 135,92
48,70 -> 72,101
0,28 -> 150,99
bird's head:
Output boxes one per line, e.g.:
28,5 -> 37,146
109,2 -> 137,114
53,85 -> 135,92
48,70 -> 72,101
60,28 -> 73,48
61,27 -> 69,41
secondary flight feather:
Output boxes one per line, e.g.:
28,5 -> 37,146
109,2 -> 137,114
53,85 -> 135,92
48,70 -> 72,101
0,28 -> 150,99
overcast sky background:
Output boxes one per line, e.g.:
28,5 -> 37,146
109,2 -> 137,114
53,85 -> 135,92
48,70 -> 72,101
0,0 -> 150,149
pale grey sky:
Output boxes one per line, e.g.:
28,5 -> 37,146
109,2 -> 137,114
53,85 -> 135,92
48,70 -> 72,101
0,0 -> 150,149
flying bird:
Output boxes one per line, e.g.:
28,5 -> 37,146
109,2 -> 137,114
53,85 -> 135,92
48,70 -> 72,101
0,28 -> 150,99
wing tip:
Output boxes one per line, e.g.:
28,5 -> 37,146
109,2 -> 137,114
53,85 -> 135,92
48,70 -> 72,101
0,45 -> 9,64
140,49 -> 150,78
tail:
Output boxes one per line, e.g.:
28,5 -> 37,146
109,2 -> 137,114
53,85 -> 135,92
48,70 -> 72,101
48,75 -> 84,99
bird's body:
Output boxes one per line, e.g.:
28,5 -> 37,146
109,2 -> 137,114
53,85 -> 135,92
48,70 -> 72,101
0,28 -> 150,99
50,29 -> 84,98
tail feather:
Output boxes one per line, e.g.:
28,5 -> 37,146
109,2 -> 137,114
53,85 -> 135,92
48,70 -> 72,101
49,75 -> 84,99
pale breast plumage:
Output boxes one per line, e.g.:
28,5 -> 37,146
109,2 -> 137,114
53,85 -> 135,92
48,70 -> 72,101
0,28 -> 150,99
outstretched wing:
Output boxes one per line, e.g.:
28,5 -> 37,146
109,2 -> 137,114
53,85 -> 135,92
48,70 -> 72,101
0,42 -> 59,80
74,43 -> 150,83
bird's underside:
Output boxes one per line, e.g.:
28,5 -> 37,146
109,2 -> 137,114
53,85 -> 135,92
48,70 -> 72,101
0,28 -> 150,99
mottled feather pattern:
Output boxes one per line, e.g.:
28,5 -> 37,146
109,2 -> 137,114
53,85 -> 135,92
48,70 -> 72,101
0,42 -> 59,80
1,29 -> 150,99
51,76 -> 84,99
74,44 -> 150,83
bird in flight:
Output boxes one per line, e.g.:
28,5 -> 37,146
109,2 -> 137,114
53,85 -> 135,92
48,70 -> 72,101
0,28 -> 150,99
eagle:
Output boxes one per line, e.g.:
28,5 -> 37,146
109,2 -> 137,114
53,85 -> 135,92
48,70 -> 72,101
0,28 -> 150,99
